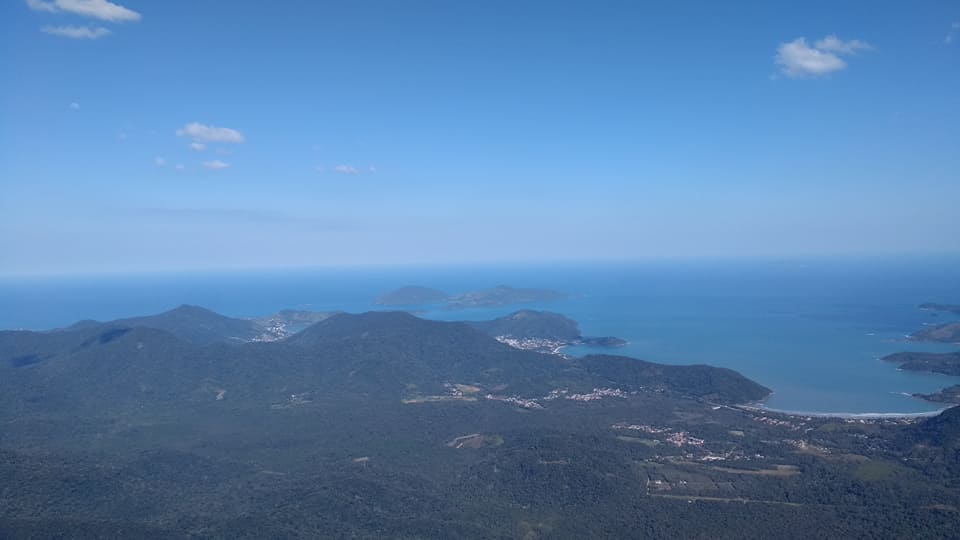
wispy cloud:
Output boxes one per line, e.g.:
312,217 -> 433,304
203,160 -> 230,170
318,164 -> 377,175
154,156 -> 166,167
27,0 -> 141,22
946,22 -> 960,45
775,35 -> 872,78
69,101 -> 80,109
189,142 -> 206,151
42,25 -> 110,39
333,164 -> 360,175
26,0 -> 58,12
176,122 -> 245,144
813,35 -> 872,55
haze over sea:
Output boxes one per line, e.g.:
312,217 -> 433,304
3,256 -> 958,415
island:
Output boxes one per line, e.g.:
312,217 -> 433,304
445,285 -> 568,309
882,351 -> 960,376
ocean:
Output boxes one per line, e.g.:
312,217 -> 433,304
2,256 -> 959,415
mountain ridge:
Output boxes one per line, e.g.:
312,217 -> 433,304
2,309 -> 770,406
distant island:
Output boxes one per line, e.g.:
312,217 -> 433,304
446,285 -> 568,309
466,310 -> 626,354
374,284 -> 568,309
882,351 -> 960,376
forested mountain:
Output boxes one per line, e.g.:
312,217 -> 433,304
2,311 -> 769,407
61,304 -> 266,344
1,308 -> 958,539
467,310 -> 582,341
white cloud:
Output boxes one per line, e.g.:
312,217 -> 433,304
176,122 -> 245,143
26,0 -> 57,12
315,165 -> 326,173
776,39 -> 845,78
154,156 -> 166,167
203,160 -> 230,170
946,22 -> 960,45
333,164 -> 360,175
189,142 -> 206,151
42,25 -> 110,39
175,164 -> 185,171
814,35 -> 872,54
27,0 -> 141,22
69,101 -> 80,109
775,36 -> 871,78
368,166 -> 377,173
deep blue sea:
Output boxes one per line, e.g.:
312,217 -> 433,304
2,256 -> 959,415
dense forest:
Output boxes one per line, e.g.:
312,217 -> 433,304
1,308 -> 959,538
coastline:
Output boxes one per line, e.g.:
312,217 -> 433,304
739,403 -> 953,420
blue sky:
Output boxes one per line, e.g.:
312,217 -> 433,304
1,1 -> 958,275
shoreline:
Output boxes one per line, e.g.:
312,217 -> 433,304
739,403 -> 952,419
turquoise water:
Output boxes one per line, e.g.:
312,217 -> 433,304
2,257 -> 958,414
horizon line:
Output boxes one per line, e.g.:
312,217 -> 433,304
2,251 -> 960,280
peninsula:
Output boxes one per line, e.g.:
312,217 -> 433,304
915,385 -> 960,405
466,309 -> 626,354
910,322 -> 960,344
882,351 -> 960,376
